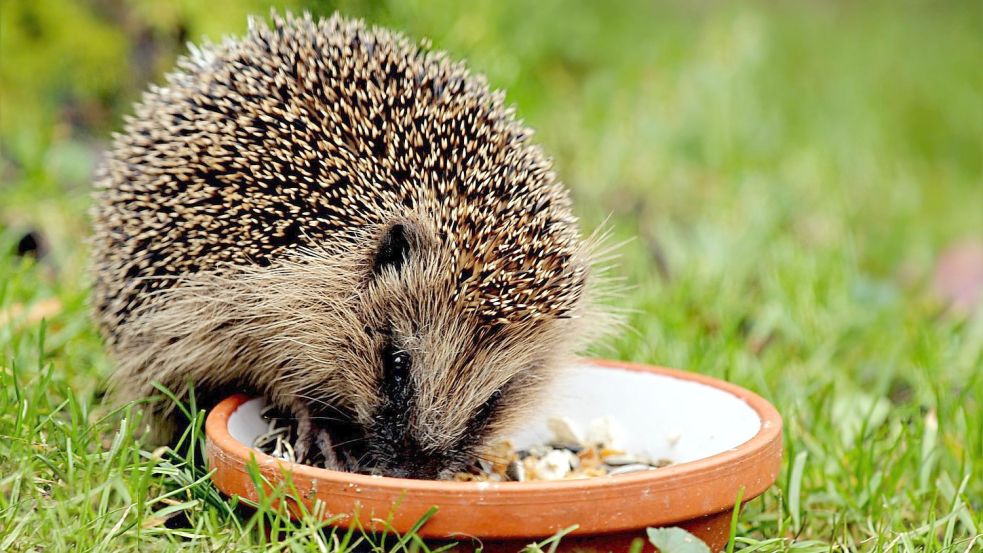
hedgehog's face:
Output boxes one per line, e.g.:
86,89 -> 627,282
306,219 -> 587,479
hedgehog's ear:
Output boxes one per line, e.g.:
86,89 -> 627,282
372,223 -> 412,275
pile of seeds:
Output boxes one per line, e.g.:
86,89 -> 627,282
452,416 -> 672,482
251,405 -> 672,481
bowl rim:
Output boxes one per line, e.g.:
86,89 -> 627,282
205,359 -> 783,534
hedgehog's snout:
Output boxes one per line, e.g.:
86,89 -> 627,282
357,419 -> 464,479
361,440 -> 472,480
364,451 -> 450,480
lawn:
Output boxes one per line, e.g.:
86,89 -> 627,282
1,0 -> 980,551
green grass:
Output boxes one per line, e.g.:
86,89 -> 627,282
1,0 -> 981,551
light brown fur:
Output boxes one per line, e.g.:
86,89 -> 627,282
92,12 -> 615,477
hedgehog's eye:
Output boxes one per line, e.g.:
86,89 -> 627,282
382,344 -> 412,401
390,351 -> 410,380
469,389 -> 503,432
480,389 -> 502,419
373,223 -> 411,275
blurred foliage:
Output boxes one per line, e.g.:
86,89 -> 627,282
2,1 -> 979,248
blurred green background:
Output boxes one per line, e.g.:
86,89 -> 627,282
1,0 -> 980,550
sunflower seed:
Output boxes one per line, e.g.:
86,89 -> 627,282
506,460 -> 526,482
608,463 -> 653,476
547,417 -> 585,446
603,455 -> 642,466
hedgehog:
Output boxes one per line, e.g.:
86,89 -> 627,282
91,12 -> 612,479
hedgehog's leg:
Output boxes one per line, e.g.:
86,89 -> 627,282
289,401 -> 316,464
315,429 -> 341,470
288,401 -> 341,469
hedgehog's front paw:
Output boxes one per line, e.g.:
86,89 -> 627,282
291,405 -> 316,464
314,428 -> 341,470
289,402 -> 341,469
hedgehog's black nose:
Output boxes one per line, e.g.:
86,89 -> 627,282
377,464 -> 437,480
399,456 -> 447,480
363,446 -> 449,480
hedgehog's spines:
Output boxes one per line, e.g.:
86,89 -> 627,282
91,14 -> 607,466
93,9 -> 585,333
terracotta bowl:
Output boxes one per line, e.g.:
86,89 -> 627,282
206,360 -> 783,551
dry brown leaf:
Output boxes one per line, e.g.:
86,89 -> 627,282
140,516 -> 169,529
0,298 -> 63,327
932,240 -> 983,315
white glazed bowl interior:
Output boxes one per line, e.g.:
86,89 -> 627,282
227,362 -> 762,466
